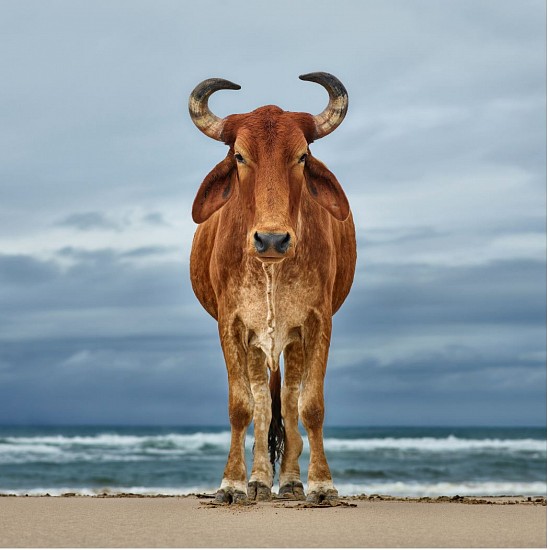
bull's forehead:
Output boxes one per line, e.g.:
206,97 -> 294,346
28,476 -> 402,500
223,106 -> 314,156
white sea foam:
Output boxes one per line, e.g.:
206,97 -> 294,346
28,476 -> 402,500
3,433 -> 545,451
3,432 -> 232,448
322,435 -> 547,453
0,432 -> 234,463
0,432 -> 545,464
334,481 -> 547,497
1,481 -> 545,498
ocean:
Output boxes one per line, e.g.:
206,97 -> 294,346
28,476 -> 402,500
0,425 -> 545,497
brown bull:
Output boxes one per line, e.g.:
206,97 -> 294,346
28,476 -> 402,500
188,72 -> 356,504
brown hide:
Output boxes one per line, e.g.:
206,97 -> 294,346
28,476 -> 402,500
189,101 -> 356,503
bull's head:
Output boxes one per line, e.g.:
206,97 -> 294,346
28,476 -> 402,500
189,73 -> 350,262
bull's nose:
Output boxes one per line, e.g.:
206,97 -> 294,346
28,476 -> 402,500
254,232 -> 291,255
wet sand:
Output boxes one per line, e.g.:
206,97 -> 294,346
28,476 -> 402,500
0,494 -> 545,547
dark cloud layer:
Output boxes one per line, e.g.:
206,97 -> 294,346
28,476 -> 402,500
0,244 -> 544,425
0,0 -> 545,426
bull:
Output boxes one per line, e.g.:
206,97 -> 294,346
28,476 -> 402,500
187,72 -> 356,504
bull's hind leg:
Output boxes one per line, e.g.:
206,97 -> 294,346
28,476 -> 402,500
247,347 -> 273,501
215,318 -> 253,504
299,312 -> 338,504
278,341 -> 305,499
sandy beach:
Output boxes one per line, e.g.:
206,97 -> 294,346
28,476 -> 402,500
0,494 -> 545,548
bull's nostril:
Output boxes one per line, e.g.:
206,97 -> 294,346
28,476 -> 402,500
276,232 -> 291,254
254,232 -> 267,253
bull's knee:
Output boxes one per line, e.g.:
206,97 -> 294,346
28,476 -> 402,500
299,400 -> 324,431
229,396 -> 253,430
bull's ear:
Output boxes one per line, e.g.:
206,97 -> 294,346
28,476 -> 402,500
192,154 -> 235,223
304,154 -> 350,221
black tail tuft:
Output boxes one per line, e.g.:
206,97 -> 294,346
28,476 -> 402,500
268,368 -> 284,472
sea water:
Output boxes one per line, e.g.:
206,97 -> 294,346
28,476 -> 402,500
0,425 -> 545,497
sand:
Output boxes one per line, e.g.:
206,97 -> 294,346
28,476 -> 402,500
0,494 -> 545,548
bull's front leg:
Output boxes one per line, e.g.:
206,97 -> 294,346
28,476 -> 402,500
247,346 -> 273,501
215,317 -> 253,504
279,341 -> 305,499
299,312 -> 339,504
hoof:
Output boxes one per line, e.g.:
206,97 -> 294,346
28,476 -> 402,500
248,481 -> 272,501
306,488 -> 339,505
278,481 -> 306,500
214,487 -> 247,505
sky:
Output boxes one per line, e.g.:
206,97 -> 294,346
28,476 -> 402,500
0,0 -> 545,426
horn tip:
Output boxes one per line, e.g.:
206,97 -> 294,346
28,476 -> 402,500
299,72 -> 332,82
213,78 -> 240,91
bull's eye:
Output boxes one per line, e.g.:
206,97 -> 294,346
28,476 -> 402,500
234,153 -> 245,164
298,153 -> 308,164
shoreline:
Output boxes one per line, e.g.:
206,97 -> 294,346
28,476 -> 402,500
1,492 -> 546,505
0,494 -> 545,548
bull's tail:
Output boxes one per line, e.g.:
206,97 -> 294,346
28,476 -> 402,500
268,368 -> 285,471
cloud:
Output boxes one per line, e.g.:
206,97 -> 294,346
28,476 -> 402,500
57,245 -> 177,261
142,212 -> 170,226
120,245 -> 176,258
55,210 -> 172,233
0,249 -> 204,343
0,254 -> 58,285
324,343 -> 546,426
0,242 -> 544,426
0,335 -> 227,424
56,211 -> 121,232
0,0 -> 544,425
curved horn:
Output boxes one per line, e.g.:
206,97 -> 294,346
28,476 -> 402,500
299,72 -> 348,139
188,78 -> 241,141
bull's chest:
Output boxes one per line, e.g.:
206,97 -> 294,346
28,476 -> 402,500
236,263 -> 305,370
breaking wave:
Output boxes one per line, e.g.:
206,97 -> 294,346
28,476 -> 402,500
1,428 -> 544,497
322,435 -> 546,453
0,432 -> 544,464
